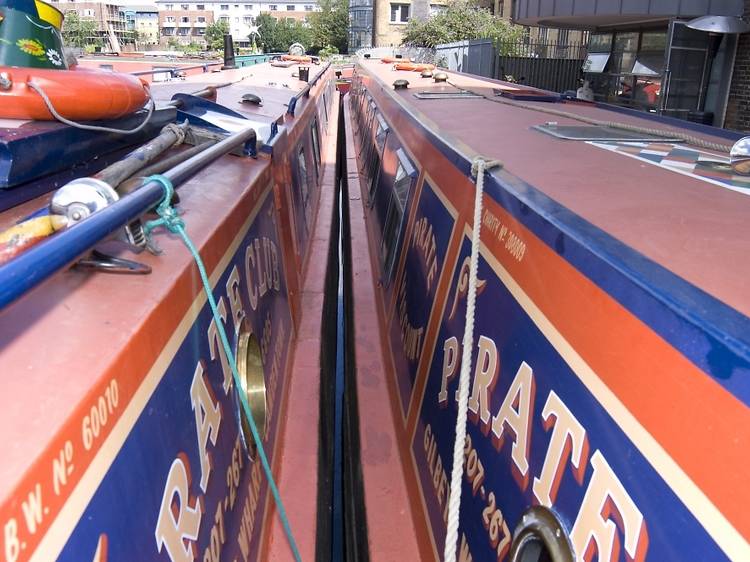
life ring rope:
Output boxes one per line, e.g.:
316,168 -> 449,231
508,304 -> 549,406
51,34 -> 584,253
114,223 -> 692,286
26,80 -> 156,135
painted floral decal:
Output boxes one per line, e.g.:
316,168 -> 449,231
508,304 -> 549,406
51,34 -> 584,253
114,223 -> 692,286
46,48 -> 62,66
16,38 -> 45,57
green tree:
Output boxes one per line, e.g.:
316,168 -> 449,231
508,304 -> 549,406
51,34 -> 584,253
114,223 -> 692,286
61,11 -> 100,49
254,13 -> 312,53
401,0 -> 523,50
308,0 -> 348,53
205,20 -> 230,50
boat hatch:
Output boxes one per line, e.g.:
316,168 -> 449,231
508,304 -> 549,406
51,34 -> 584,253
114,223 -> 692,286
533,123 -> 684,142
413,91 -> 482,100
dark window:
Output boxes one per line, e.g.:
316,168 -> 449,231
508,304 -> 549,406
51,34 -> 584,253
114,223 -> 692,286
389,3 -> 409,22
297,146 -> 309,207
380,150 -> 415,279
310,118 -> 321,179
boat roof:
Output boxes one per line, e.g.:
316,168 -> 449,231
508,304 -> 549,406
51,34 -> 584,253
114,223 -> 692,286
0,60 -> 330,498
358,59 -> 750,319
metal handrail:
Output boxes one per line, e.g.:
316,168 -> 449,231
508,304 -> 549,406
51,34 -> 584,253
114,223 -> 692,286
287,61 -> 332,116
0,127 -> 256,309
129,61 -> 223,77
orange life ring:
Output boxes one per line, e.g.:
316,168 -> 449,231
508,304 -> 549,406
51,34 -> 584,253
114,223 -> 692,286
393,62 -> 435,72
0,66 -> 150,121
281,54 -> 312,63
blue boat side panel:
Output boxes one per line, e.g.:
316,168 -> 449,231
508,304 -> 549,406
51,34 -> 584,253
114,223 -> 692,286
57,190 -> 291,562
411,235 -> 727,562
0,110 -> 175,189
388,179 -> 455,416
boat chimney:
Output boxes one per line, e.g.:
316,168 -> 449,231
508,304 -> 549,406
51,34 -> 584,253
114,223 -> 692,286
222,34 -> 237,69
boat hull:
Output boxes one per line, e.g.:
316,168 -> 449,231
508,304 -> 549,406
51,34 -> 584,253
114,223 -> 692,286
348,62 -> 750,561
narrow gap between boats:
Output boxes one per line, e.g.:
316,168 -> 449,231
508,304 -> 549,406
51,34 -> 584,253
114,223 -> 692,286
316,93 -> 369,562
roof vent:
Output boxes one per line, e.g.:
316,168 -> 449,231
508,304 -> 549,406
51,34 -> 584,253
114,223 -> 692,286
433,72 -> 448,83
393,79 -> 409,90
421,69 -> 433,78
241,93 -> 263,106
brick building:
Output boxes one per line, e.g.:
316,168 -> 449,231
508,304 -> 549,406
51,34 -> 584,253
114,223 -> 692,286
159,8 -> 214,46
724,0 -> 750,131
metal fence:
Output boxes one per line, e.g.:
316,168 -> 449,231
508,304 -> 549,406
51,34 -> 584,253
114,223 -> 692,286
430,37 -> 588,94
496,39 -> 588,93
434,39 -> 496,77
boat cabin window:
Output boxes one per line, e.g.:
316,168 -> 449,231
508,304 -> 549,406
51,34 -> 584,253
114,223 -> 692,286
380,149 -> 416,280
375,113 -> 388,152
311,117 -> 321,179
297,146 -> 310,207
321,91 -> 329,125
367,114 -> 389,204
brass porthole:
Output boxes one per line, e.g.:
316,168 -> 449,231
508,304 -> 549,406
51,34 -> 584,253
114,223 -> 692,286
236,325 -> 267,457
509,506 -> 574,562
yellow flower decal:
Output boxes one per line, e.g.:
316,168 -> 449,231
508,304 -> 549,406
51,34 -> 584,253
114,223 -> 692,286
16,38 -> 45,57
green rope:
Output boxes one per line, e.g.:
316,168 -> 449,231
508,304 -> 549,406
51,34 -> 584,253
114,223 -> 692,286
143,175 -> 302,562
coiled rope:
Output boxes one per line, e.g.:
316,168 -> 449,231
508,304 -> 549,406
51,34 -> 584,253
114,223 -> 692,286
443,157 -> 502,562
27,80 -> 156,135
448,80 -> 734,153
142,175 -> 302,562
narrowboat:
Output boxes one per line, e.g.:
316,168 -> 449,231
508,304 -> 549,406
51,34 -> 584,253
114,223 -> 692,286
343,57 -> 750,562
3,1 -> 750,560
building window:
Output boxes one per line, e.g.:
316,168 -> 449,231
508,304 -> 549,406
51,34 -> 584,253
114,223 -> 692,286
220,4 -> 229,9
304,4 -> 313,9
429,3 -> 445,14
165,15 -> 175,22
244,4 -> 252,9
389,3 -> 409,23
269,4 -> 277,9
180,4 -> 188,9
584,30 -> 666,112
220,15 -> 229,22
286,4 -> 294,10
197,16 -> 205,22
243,15 -> 252,23
164,3 -> 173,9
196,3 -> 204,8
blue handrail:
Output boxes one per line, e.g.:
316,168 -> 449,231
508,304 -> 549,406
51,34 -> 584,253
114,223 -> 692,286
0,126 -> 256,310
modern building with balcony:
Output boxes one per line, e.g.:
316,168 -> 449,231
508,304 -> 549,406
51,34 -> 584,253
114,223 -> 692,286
513,0 -> 750,128
124,5 -> 160,47
349,0 -> 374,49
156,1 -> 319,49
52,1 -> 134,50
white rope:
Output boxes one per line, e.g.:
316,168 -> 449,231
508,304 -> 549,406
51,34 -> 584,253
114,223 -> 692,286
27,80 -> 155,135
443,156 -> 502,562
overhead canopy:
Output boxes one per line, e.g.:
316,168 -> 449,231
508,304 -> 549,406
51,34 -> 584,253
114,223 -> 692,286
513,0 -> 745,29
